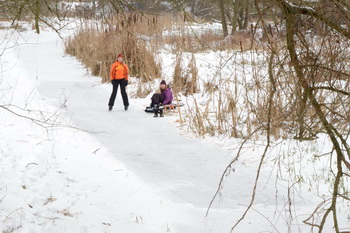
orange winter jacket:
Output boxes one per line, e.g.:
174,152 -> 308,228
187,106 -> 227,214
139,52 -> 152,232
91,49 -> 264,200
110,61 -> 129,80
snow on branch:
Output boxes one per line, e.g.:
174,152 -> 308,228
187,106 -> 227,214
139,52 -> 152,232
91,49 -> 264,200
277,0 -> 350,39
283,0 -> 317,14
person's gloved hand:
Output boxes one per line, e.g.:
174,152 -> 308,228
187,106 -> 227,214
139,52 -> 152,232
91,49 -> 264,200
112,79 -> 117,85
125,80 -> 128,86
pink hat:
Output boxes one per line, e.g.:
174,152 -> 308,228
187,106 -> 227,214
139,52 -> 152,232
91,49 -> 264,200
117,53 -> 123,58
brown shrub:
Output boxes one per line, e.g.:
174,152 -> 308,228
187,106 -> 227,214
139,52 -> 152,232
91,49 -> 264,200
64,22 -> 161,86
172,53 -> 198,96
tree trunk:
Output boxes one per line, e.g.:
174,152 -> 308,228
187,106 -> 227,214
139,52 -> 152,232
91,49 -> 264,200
190,0 -> 197,15
242,0 -> 249,30
231,0 -> 239,34
218,0 -> 228,37
35,0 -> 40,34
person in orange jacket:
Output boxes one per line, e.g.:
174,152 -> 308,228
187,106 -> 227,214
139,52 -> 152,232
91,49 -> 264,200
108,53 -> 129,111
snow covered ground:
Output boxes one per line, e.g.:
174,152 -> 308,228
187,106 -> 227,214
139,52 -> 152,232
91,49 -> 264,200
1,22 -> 348,233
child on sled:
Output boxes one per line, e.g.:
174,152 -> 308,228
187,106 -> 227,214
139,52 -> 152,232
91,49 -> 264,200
150,80 -> 173,117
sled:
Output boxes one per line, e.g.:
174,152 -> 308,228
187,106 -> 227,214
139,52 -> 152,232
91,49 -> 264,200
144,103 -> 183,113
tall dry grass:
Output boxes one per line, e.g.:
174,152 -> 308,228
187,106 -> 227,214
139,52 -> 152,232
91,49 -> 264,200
162,27 -> 256,53
172,52 -> 199,96
179,43 -> 293,140
64,26 -> 159,79
180,28 -> 350,141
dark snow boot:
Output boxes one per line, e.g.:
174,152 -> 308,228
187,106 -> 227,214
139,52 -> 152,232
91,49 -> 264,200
154,104 -> 159,117
124,105 -> 128,111
109,106 -> 113,111
159,108 -> 164,117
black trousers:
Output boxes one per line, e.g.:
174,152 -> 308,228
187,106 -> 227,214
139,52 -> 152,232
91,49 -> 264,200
108,79 -> 129,107
150,93 -> 165,107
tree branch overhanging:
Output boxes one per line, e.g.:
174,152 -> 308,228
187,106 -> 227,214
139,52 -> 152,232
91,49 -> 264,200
276,0 -> 350,39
